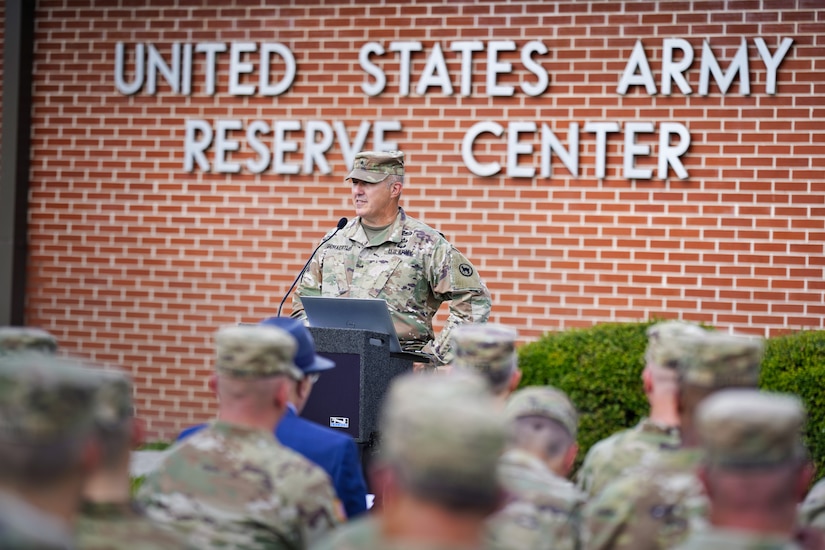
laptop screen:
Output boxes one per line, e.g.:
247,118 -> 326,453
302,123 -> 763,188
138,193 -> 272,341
300,296 -> 403,352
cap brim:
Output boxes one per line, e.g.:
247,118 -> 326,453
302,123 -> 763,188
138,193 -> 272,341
345,168 -> 390,183
303,354 -> 336,374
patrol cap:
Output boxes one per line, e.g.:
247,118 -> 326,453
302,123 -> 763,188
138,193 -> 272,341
696,389 -> 806,468
504,386 -> 578,438
452,323 -> 517,385
380,371 -> 505,503
679,330 -> 763,388
0,326 -> 58,355
645,320 -> 706,369
0,353 -> 101,444
259,317 -> 335,375
214,325 -> 302,380
345,150 -> 405,183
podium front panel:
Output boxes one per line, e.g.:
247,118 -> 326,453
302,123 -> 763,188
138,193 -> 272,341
301,352 -> 361,439
303,327 -> 413,443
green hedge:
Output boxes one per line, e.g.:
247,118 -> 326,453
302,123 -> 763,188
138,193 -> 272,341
517,322 -> 825,478
760,330 -> 825,479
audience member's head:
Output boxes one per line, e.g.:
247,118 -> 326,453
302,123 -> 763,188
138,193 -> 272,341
644,321 -> 705,394
695,389 -> 811,535
377,370 -> 506,516
675,330 -> 763,445
504,385 -> 579,477
211,325 -> 302,428
0,352 -> 102,526
451,322 -> 521,400
80,367 -> 140,505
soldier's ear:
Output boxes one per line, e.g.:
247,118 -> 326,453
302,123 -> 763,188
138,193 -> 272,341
131,417 -> 146,449
798,461 -> 816,501
508,369 -> 522,393
272,377 -> 291,409
80,436 -> 103,476
641,367 -> 653,393
562,443 -> 579,477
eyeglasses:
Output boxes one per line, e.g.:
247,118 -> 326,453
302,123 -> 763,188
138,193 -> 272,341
308,373 -> 320,384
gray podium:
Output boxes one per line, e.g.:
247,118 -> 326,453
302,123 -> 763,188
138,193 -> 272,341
301,327 -> 415,445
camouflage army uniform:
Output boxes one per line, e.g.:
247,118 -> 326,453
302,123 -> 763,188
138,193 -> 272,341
77,369 -> 190,549
292,207 -> 491,365
674,390 -> 808,550
0,326 -> 58,354
576,417 -> 680,498
583,447 -> 706,550
488,448 -> 586,550
137,420 -> 342,549
311,516 -> 475,550
137,325 -> 342,549
674,528 -> 802,550
576,321 -> 705,498
451,323 -> 518,395
487,385 -> 584,550
0,351 -> 103,549
77,501 -> 189,549
315,371 -> 505,550
800,478 -> 825,532
582,330 -> 764,550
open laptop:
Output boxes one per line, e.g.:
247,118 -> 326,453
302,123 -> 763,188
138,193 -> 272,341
301,296 -> 431,362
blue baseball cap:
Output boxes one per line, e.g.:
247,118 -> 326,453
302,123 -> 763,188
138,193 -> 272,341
259,317 -> 335,375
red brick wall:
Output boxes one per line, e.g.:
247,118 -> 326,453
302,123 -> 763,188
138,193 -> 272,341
26,0 -> 825,440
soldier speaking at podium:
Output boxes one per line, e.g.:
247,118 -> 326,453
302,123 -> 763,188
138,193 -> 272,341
291,150 -> 492,367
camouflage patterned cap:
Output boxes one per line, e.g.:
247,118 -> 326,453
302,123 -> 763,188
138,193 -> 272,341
379,370 -> 505,501
697,389 -> 806,468
93,369 -> 133,432
345,150 -> 405,183
214,325 -> 302,380
645,320 -> 706,369
504,386 -> 578,438
0,353 -> 101,444
679,330 -> 764,388
0,326 -> 58,355
452,323 -> 517,385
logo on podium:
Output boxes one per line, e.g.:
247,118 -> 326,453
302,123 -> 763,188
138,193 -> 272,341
329,416 -> 350,428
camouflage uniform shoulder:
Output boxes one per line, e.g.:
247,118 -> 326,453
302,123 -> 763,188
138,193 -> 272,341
673,526 -> 803,550
138,421 -> 341,549
576,426 -> 633,495
582,449 -> 706,550
576,418 -> 680,497
310,516 -> 380,550
77,501 -> 191,549
490,450 -> 584,550
310,515 -> 467,550
499,449 -> 584,512
398,209 -> 449,244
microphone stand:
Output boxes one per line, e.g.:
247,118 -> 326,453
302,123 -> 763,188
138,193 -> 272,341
276,217 -> 348,317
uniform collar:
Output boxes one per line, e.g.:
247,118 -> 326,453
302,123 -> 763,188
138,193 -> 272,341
80,500 -> 139,519
350,208 -> 406,245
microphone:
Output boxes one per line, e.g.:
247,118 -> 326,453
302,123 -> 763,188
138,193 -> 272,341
277,217 -> 348,317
